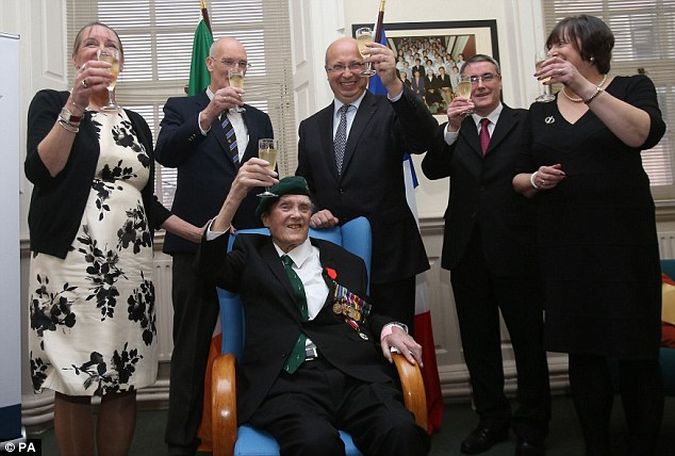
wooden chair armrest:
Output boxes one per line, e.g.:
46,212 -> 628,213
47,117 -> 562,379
212,353 -> 237,456
392,352 -> 428,430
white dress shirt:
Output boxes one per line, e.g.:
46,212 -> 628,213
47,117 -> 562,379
444,102 -> 503,146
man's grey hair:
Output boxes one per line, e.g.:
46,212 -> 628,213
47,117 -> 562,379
459,54 -> 501,76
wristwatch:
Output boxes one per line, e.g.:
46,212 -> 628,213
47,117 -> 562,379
59,106 -> 82,124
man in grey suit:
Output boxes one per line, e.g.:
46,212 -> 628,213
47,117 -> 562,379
422,55 -> 550,456
155,37 -> 274,455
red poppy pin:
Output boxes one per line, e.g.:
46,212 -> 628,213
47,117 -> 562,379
325,267 -> 337,280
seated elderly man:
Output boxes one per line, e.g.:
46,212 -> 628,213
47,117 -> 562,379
197,159 -> 430,456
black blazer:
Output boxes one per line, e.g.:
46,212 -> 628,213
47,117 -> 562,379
25,89 -> 170,259
296,87 -> 437,284
421,105 -> 538,276
196,234 -> 396,423
155,92 -> 274,254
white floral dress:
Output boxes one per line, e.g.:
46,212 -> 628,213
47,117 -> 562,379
28,110 -> 157,396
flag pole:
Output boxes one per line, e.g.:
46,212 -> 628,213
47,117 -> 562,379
373,0 -> 386,43
200,0 -> 212,34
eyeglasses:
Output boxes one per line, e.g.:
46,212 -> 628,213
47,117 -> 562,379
325,62 -> 365,73
464,73 -> 499,85
215,58 -> 251,69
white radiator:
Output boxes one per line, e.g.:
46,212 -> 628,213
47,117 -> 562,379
153,253 -> 174,362
659,231 -> 675,259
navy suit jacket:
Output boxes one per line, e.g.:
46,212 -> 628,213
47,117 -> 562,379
196,234 -> 396,423
156,92 -> 274,254
296,87 -> 437,284
421,105 -> 538,276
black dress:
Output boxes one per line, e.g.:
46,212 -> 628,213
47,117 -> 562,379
516,75 -> 666,358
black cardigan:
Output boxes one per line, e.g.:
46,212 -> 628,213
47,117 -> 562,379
25,89 -> 171,259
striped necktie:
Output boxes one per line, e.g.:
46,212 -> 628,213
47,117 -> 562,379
220,114 -> 239,166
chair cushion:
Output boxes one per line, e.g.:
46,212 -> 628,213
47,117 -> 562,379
234,425 -> 363,456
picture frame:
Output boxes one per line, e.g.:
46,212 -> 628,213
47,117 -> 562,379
352,20 -> 500,118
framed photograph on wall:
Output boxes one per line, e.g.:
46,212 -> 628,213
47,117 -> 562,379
352,20 -> 499,118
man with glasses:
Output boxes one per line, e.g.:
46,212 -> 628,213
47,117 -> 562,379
296,36 -> 437,333
422,54 -> 551,456
155,36 -> 274,455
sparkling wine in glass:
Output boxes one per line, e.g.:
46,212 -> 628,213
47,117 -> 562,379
455,78 -> 472,99
355,27 -> 377,77
98,48 -> 120,112
228,68 -> 246,113
534,52 -> 555,103
258,138 -> 279,197
455,76 -> 474,115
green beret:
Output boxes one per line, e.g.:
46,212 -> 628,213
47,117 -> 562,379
255,176 -> 312,217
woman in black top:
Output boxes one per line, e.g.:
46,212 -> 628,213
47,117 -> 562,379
25,22 -> 200,455
513,15 -> 666,455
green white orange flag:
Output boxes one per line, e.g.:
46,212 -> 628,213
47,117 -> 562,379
187,18 -> 213,96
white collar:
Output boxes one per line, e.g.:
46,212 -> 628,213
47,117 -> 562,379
273,237 -> 313,268
333,91 -> 367,116
471,102 -> 503,127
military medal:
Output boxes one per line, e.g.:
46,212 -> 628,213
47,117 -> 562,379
345,318 -> 369,340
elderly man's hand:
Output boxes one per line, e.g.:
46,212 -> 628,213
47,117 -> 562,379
381,325 -> 423,367
200,86 -> 245,129
230,158 -> 278,199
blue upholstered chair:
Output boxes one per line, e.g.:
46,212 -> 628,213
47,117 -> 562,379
658,260 -> 675,396
211,217 -> 427,456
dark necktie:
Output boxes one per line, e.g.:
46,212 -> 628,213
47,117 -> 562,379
220,114 -> 239,166
334,104 -> 351,175
281,255 -> 309,374
479,118 -> 491,156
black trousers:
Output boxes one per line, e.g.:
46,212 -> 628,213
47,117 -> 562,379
450,229 -> 551,441
568,353 -> 663,456
165,253 -> 220,455
248,357 -> 430,456
371,276 -> 416,336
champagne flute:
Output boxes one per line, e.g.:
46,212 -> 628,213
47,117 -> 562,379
355,27 -> 377,77
534,52 -> 555,103
97,48 -> 120,112
258,138 -> 279,197
228,68 -> 246,113
455,75 -> 474,115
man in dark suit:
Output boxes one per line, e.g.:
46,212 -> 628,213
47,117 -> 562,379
198,167 -> 430,456
421,55 -> 550,456
296,37 -> 437,332
155,36 -> 274,455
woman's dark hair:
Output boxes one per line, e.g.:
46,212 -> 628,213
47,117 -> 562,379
72,22 -> 124,59
546,14 -> 614,74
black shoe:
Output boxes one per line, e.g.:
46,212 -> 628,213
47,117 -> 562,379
460,425 -> 509,454
515,438 -> 545,456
